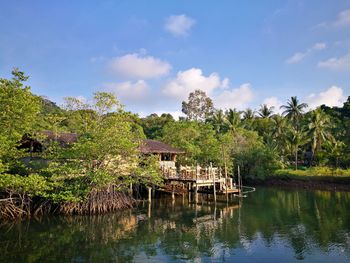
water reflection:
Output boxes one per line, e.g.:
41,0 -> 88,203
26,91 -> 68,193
1,188 -> 350,262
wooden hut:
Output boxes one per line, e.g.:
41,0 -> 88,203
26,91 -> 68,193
19,131 -> 78,153
139,139 -> 184,169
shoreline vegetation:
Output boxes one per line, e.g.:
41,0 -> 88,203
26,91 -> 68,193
1,69 -> 350,220
249,167 -> 350,191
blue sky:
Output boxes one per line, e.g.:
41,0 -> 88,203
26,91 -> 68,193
1,0 -> 350,118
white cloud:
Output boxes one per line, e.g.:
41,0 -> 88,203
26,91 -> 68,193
108,53 -> 171,79
305,86 -> 345,109
286,42 -> 326,64
164,14 -> 196,37
315,9 -> 350,29
286,52 -> 307,64
214,83 -> 254,110
162,68 -> 222,100
318,52 -> 350,71
333,9 -> 350,27
263,96 -> 283,114
138,110 -> 184,120
104,80 -> 149,101
312,43 -> 326,50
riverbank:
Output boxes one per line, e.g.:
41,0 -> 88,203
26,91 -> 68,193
249,167 -> 350,191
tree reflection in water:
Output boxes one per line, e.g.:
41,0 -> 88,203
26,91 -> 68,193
1,188 -> 350,262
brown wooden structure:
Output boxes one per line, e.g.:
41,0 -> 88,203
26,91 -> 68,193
139,139 -> 184,169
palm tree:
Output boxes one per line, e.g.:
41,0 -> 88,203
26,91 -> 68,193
308,108 -> 333,158
286,127 -> 309,170
326,139 -> 345,168
258,104 -> 274,118
281,96 -> 308,125
225,108 -> 241,133
271,115 -> 289,157
210,109 -> 226,134
242,108 -> 255,120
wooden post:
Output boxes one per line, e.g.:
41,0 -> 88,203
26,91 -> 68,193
194,183 -> 198,203
148,186 -> 152,202
225,162 -> 228,200
238,165 -> 242,197
129,183 -> 133,196
212,163 -> 216,203
171,184 -> 175,200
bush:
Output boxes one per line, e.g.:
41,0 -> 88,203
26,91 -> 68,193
234,146 -> 281,180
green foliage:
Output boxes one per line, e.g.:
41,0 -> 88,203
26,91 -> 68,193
0,173 -> 52,196
162,121 -> 220,165
140,113 -> 174,139
0,69 -> 41,162
273,167 -> 350,184
182,90 -> 214,121
236,146 -> 281,179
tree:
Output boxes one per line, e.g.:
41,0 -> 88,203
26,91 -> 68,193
286,127 -> 309,170
162,121 -> 220,165
281,96 -> 308,126
0,69 -> 42,167
182,90 -> 214,121
140,113 -> 174,139
258,104 -> 274,118
208,109 -> 226,134
308,108 -> 333,159
47,92 -> 162,200
225,109 -> 242,133
242,108 -> 255,120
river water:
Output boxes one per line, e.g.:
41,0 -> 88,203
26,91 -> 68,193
1,187 -> 350,262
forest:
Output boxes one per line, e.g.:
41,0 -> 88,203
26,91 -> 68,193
1,69 -> 350,218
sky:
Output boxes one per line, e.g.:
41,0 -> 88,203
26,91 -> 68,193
1,0 -> 350,118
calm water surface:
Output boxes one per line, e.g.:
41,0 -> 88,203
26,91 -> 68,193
1,187 -> 350,262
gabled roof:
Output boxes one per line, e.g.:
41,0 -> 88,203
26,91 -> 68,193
40,131 -> 78,145
139,139 -> 184,154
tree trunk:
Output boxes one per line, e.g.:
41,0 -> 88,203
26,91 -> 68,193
295,148 -> 298,170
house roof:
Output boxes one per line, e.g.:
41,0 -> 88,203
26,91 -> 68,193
139,139 -> 184,154
40,131 -> 78,145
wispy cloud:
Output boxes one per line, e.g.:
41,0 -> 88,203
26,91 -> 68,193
318,52 -> 350,71
164,14 -> 196,37
108,53 -> 171,79
286,42 -> 326,64
315,9 -> 350,29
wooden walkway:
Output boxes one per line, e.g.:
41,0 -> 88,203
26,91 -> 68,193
160,165 -> 241,199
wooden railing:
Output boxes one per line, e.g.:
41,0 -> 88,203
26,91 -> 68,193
161,165 -> 223,181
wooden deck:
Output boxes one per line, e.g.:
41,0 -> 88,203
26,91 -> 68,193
161,165 -> 240,197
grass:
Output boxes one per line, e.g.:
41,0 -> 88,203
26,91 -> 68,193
270,167 -> 350,184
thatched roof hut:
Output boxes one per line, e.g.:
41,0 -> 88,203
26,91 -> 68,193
139,139 -> 184,168
139,139 -> 184,154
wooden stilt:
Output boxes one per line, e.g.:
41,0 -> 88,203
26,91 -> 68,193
129,183 -> 133,196
212,163 -> 216,203
148,187 -> 152,202
194,184 -> 198,203
171,185 -> 175,200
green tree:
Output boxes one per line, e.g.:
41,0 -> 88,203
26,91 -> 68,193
258,104 -> 274,118
45,92 -> 162,203
162,121 -> 219,165
281,96 -> 308,127
286,127 -> 309,170
140,113 -> 175,139
182,90 -> 214,121
308,108 -> 333,159
208,109 -> 226,134
225,109 -> 242,133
